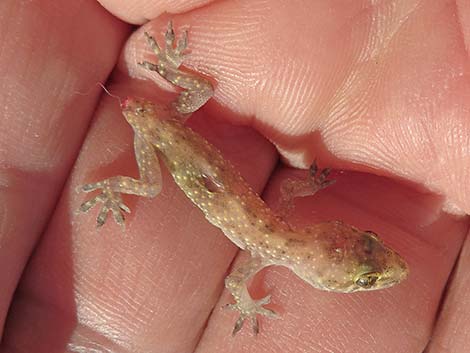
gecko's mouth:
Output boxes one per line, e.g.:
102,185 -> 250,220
358,257 -> 409,291
121,96 -> 132,109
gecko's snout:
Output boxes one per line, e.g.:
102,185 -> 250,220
121,97 -> 147,114
352,237 -> 409,292
121,97 -> 155,113
120,96 -> 132,109
121,97 -> 159,127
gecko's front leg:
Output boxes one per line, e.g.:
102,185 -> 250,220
225,257 -> 278,335
139,21 -> 213,115
79,134 -> 162,227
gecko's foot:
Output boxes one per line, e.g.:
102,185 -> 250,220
308,159 -> 336,192
79,181 -> 131,227
139,21 -> 213,115
225,295 -> 278,335
139,21 -> 188,74
139,22 -> 214,118
279,160 -> 336,217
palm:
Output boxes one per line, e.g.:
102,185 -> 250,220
0,1 -> 468,352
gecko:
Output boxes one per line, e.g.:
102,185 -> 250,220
79,21 -> 409,335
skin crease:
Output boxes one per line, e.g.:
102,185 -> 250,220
0,0 -> 470,352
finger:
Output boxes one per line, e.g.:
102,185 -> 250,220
4,2 -> 468,352
115,0 -> 470,215
0,0 -> 128,338
426,2 -> 470,348
98,0 -> 216,25
2,81 -> 277,353
426,231 -> 470,353
198,166 -> 467,351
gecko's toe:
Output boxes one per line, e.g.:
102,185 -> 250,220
119,202 -> 131,213
225,294 -> 277,335
78,184 -> 130,228
309,161 -> 336,190
175,30 -> 188,55
79,194 -> 105,213
230,314 -> 259,336
232,315 -> 247,336
81,181 -> 104,192
110,205 -> 125,226
96,204 -> 110,227
254,295 -> 278,318
165,20 -> 175,44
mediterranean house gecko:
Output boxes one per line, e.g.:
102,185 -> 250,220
79,21 -> 409,335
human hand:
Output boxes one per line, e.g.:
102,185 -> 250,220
1,1 -> 469,352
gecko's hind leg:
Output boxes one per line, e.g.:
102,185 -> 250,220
279,160 -> 336,217
139,21 -> 213,115
224,257 -> 278,335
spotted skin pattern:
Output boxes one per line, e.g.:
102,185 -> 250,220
80,22 -> 409,335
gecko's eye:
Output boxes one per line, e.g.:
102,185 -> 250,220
355,272 -> 380,288
364,230 -> 383,243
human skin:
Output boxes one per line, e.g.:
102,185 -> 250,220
0,0 -> 469,352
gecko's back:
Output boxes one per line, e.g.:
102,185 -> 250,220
151,116 -> 291,251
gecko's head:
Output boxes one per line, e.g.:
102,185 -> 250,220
293,223 -> 408,293
344,229 -> 409,292
121,97 -> 170,127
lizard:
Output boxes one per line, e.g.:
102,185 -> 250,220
79,21 -> 409,335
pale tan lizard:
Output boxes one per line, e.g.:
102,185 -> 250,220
79,21 -> 409,335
